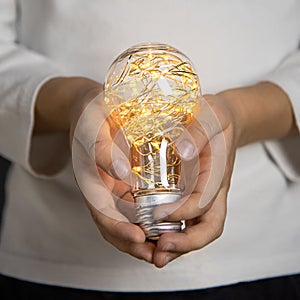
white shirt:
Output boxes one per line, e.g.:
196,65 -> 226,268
0,0 -> 300,292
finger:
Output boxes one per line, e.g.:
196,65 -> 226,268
152,192 -> 212,222
97,165 -> 133,201
72,91 -> 131,180
153,145 -> 215,221
86,199 -> 143,243
176,97 -> 225,161
88,202 -> 155,262
156,167 -> 228,222
181,132 -> 227,216
115,195 -> 137,223
156,187 -> 227,257
95,121 -> 131,179
176,118 -> 209,161
96,154 -> 136,222
153,249 -> 181,268
174,101 -> 228,214
126,241 -> 156,263
103,225 -> 155,263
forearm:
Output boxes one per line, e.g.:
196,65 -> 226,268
218,82 -> 298,147
34,77 -> 100,133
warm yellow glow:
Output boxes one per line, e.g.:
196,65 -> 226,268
132,166 -> 142,173
105,44 -> 201,189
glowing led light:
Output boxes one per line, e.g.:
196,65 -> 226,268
105,43 -> 201,239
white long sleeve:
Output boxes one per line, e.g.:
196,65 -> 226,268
0,0 -> 68,175
264,50 -> 300,182
0,0 -> 300,292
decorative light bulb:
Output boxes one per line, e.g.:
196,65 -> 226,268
104,43 -> 201,239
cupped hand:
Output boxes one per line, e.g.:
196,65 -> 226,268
35,77 -> 153,261
70,88 -> 156,263
151,81 -> 298,267
152,94 -> 240,267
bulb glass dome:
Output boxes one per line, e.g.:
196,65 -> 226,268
104,43 -> 201,239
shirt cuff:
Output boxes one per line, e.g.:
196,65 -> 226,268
0,66 -> 70,177
27,76 -> 71,177
262,51 -> 300,182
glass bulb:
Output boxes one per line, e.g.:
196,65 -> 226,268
105,43 -> 201,239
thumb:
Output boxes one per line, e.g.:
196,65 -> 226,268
72,91 -> 131,179
95,123 -> 131,179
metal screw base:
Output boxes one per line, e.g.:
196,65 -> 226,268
134,192 -> 182,240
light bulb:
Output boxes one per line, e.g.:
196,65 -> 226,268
104,43 -> 201,239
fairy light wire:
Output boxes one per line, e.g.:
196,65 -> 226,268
105,46 -> 200,188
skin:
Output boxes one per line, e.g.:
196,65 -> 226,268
34,77 -> 298,268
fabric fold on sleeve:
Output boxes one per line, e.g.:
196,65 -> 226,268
262,50 -> 300,182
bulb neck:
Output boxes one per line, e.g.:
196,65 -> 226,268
134,191 -> 182,240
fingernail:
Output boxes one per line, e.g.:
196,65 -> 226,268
109,159 -> 130,179
164,255 -> 172,266
162,243 -> 175,252
177,139 -> 196,160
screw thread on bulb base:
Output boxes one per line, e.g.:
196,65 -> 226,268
134,191 -> 182,240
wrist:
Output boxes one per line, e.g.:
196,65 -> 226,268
34,77 -> 101,133
217,82 -> 297,147
216,88 -> 246,148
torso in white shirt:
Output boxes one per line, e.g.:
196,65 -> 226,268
0,0 -> 300,291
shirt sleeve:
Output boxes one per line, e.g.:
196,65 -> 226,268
263,49 -> 300,183
0,0 -> 70,176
